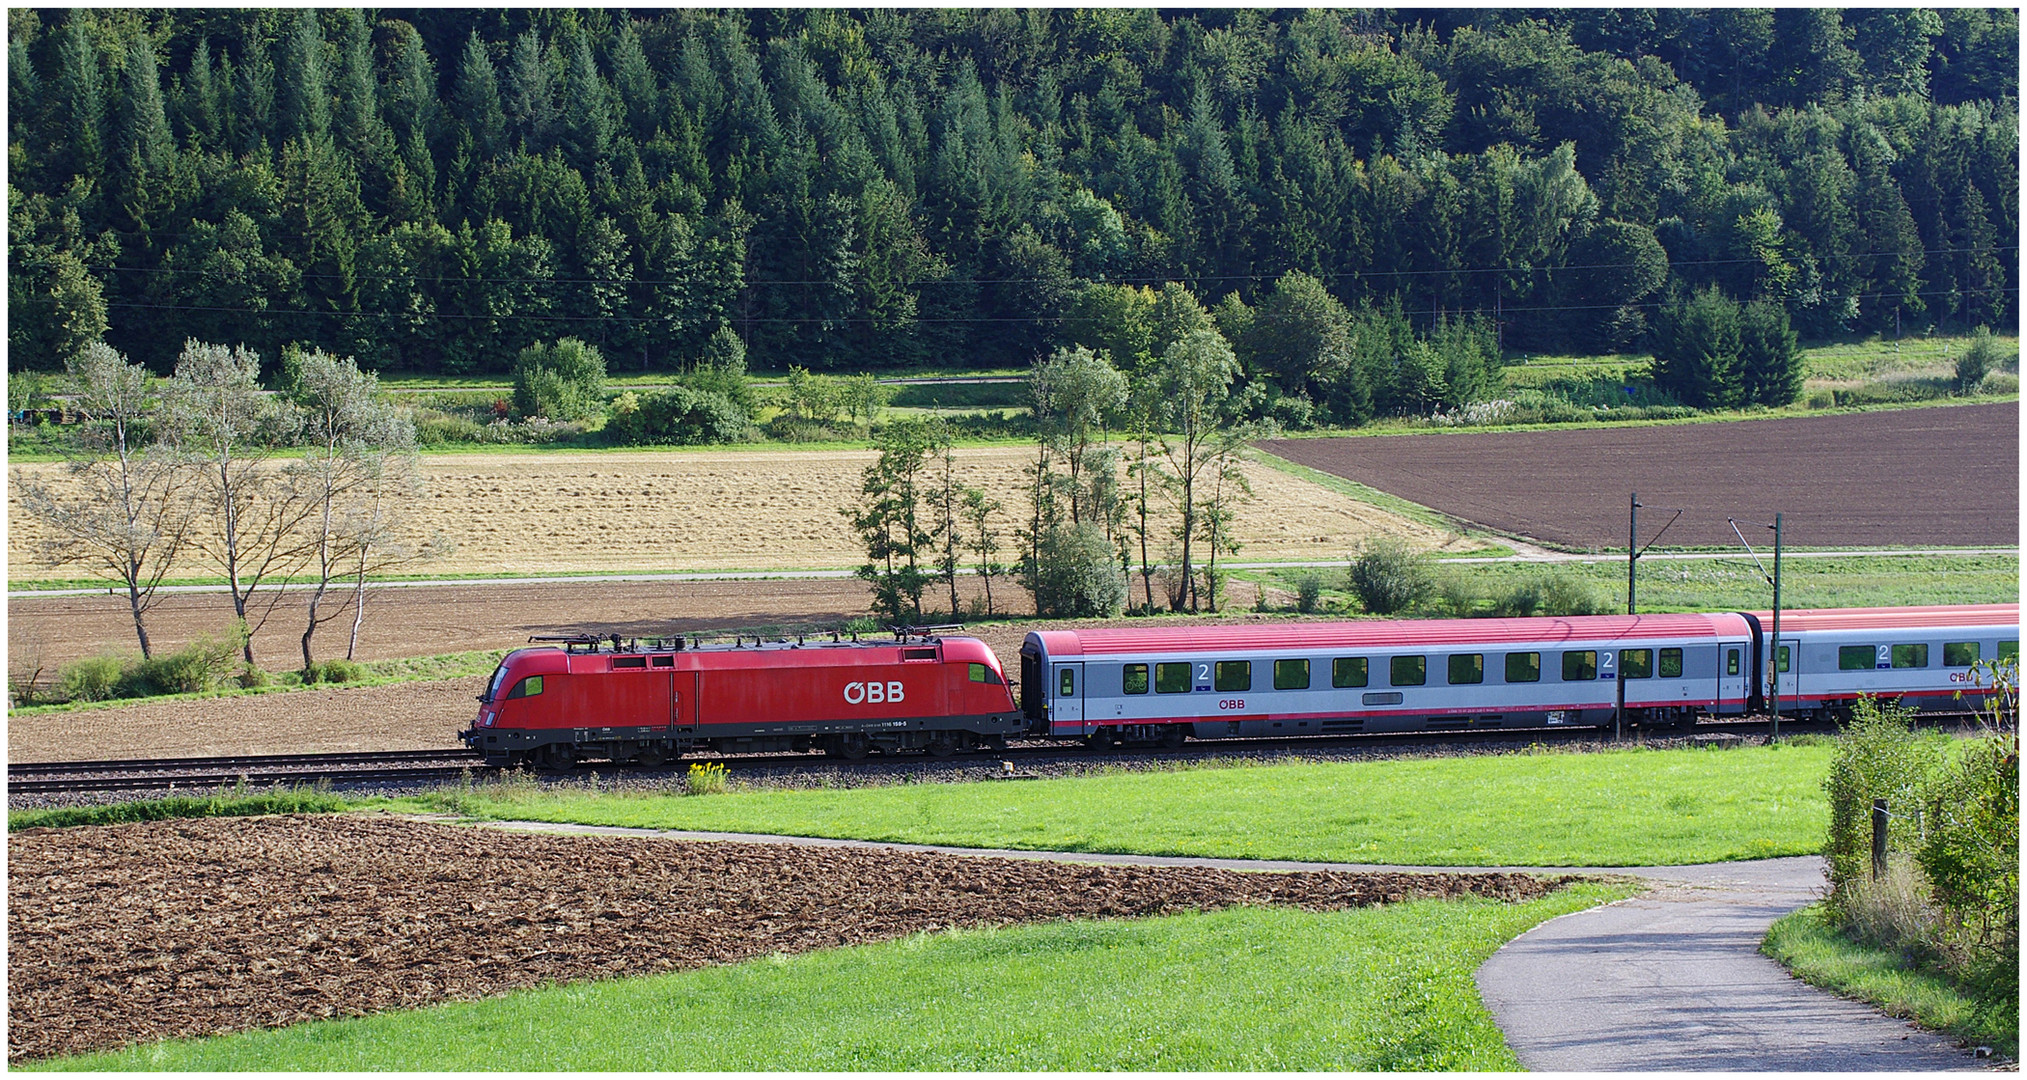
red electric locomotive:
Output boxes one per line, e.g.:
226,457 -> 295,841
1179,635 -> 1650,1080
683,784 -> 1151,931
461,631 -> 1020,769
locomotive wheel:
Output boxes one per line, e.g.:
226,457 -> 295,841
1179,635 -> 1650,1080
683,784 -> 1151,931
636,745 -> 669,769
537,743 -> 577,771
835,733 -> 872,760
925,732 -> 960,758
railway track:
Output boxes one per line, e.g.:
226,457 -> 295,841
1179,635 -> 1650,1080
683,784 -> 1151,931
14,711 -> 1980,799
7,749 -> 495,795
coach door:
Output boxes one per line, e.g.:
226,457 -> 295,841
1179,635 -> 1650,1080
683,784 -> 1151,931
1719,643 -> 1748,712
1052,662 -> 1085,732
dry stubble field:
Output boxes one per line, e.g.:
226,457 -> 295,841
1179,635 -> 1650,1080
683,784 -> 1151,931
9,445 -> 1472,582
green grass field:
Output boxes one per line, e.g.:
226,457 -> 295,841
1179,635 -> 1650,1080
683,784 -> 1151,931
28,884 -> 1629,1072
1764,904 -> 2017,1058
399,743 -> 1836,868
10,742 -> 1833,1069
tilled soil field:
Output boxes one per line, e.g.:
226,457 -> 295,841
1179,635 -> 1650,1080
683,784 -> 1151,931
7,814 -> 1573,1064
1258,402 -> 2019,549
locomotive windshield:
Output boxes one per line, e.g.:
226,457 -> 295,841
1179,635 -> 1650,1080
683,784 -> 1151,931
483,662 -> 512,703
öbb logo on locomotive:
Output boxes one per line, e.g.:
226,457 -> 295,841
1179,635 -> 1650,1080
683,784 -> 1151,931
458,604 -> 2018,769
844,680 -> 906,705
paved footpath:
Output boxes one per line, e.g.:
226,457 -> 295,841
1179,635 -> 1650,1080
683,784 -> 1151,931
474,823 -> 1990,1071
1476,856 -> 1986,1072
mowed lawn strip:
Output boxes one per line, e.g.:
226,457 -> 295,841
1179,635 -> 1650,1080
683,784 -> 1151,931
29,886 -> 1630,1072
416,744 -> 1835,866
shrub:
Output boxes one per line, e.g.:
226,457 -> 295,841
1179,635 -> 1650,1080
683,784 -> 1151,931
1536,567 -> 1606,616
1345,536 -> 1433,615
1823,696 -> 1946,918
1915,661 -> 2019,999
302,658 -> 366,684
124,624 -> 247,696
1978,371 -> 2018,396
606,386 -> 749,445
1432,571 -> 1480,618
1491,577 -> 1543,618
512,338 -> 607,421
1956,327 -> 2009,391
1292,570 -> 1326,613
57,654 -> 128,702
1027,523 -> 1127,618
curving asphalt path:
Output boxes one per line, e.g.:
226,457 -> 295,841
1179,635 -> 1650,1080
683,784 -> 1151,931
1475,856 -> 1986,1071
466,821 -> 1991,1071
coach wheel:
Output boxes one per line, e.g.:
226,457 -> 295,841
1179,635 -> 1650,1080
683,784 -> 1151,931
636,745 -> 669,769
537,743 -> 577,772
835,733 -> 872,761
1159,724 -> 1188,750
925,732 -> 961,759
1085,728 -> 1116,752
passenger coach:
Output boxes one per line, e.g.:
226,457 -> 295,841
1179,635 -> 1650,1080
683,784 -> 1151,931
1020,613 -> 1759,744
1756,605 -> 2018,719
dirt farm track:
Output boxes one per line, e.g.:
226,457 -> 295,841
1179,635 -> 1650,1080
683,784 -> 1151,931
1260,402 -> 2018,550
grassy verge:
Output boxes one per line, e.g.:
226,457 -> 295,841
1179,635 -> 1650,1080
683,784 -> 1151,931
1764,904 -> 2017,1059
393,744 -> 1834,867
28,883 -> 1631,1071
1242,553 -> 2020,615
8,650 -> 505,718
9,786 -> 352,831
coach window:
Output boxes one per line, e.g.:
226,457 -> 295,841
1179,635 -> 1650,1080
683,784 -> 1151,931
1332,657 -> 1368,688
1620,649 -> 1652,679
1839,646 -> 1874,671
1659,648 -> 1683,679
1562,650 -> 1597,681
1059,668 -> 1076,696
1727,649 -> 1741,677
1274,659 -> 1310,691
1390,655 -> 1427,687
1448,653 -> 1484,685
970,662 -> 1003,685
1944,642 -> 1980,667
1215,661 -> 1252,692
1156,662 -> 1193,694
1506,652 -> 1540,683
1891,643 -> 1928,669
1776,645 -> 1792,673
506,675 -> 543,699
2003,641 -> 2020,662
1121,663 -> 1149,694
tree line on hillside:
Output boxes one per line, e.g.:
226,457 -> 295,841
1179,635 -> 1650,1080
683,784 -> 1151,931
10,8 -> 2018,414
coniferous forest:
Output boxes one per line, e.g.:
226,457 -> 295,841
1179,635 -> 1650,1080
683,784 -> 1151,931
9,9 -> 2019,404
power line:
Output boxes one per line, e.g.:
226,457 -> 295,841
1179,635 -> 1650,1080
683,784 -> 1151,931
33,241 -> 2022,292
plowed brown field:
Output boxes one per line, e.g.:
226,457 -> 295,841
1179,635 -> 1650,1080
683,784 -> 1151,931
7,814 -> 1571,1063
1258,402 -> 2019,549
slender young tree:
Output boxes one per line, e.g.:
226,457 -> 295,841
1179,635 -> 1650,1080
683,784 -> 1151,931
12,343 -> 192,657
1152,326 -> 1239,612
287,349 -> 413,670
844,418 -> 941,625
159,340 -> 309,665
